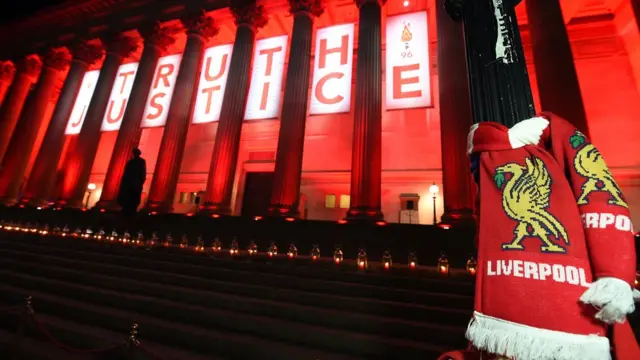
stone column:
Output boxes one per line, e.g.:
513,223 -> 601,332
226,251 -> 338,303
201,2 -> 268,215
0,55 -> 41,161
0,61 -> 15,108
97,23 -> 176,210
0,49 -> 71,204
435,0 -> 475,226
268,0 -> 323,218
21,42 -> 104,206
58,34 -> 138,207
526,0 -> 589,135
345,0 -> 385,221
145,12 -> 219,213
633,0 -> 640,30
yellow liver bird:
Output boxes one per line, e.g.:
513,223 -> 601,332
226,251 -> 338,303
494,157 -> 569,253
570,131 -> 628,208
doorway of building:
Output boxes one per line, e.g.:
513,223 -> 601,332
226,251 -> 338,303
241,172 -> 274,217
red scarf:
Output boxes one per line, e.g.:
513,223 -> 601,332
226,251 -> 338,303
460,113 -> 639,360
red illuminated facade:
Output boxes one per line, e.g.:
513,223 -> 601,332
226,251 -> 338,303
0,0 -> 638,226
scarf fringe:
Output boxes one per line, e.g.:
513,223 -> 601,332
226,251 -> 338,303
580,277 -> 638,324
466,311 -> 610,360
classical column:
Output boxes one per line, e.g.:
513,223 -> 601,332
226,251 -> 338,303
0,61 -> 15,108
201,2 -> 267,215
436,0 -> 475,226
526,0 -> 589,135
97,23 -> 176,210
58,34 -> 138,207
145,12 -> 219,213
0,55 -> 41,161
345,0 -> 385,221
0,49 -> 71,204
633,0 -> 640,30
21,42 -> 104,206
268,0 -> 323,218
445,0 -> 534,127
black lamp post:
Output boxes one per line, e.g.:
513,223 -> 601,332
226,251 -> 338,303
429,182 -> 439,225
444,0 -> 535,127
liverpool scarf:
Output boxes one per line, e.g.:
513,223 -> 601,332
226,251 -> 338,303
462,113 -> 639,360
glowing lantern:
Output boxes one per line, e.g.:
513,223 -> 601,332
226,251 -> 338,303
40,224 -> 49,236
635,271 -> 639,289
95,228 -> 105,240
267,241 -> 277,257
287,244 -> 298,259
357,249 -> 368,270
247,241 -> 258,255
30,223 -> 38,233
72,228 -> 81,238
145,233 -> 156,250
381,251 -> 392,270
163,234 -> 173,248
311,244 -> 320,261
62,225 -> 70,237
212,238 -> 222,252
122,231 -> 131,244
195,235 -> 205,252
230,238 -> 239,255
437,253 -> 450,275
109,229 -> 118,242
132,231 -> 143,246
53,225 -> 61,235
150,232 -> 159,247
333,246 -> 344,264
83,228 -> 93,239
24,222 -> 32,232
180,234 -> 189,249
408,251 -> 418,269
466,256 -> 478,276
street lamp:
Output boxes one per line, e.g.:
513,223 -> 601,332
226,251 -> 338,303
85,183 -> 96,209
428,182 -> 439,225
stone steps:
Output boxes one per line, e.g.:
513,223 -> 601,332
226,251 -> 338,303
0,232 -> 473,359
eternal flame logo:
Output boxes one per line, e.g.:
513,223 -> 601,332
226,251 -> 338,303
570,131 -> 628,208
494,157 -> 570,253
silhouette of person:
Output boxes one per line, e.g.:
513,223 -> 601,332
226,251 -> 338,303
117,148 -> 146,221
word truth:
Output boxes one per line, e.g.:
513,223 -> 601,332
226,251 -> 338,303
486,260 -> 590,287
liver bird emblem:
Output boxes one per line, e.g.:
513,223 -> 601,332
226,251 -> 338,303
494,157 -> 569,253
570,131 -> 628,208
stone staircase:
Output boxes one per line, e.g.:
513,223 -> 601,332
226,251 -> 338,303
0,230 -> 474,359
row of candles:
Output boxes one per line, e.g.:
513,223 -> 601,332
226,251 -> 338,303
0,221 -> 479,275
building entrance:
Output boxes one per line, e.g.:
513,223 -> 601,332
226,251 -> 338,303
241,172 -> 274,217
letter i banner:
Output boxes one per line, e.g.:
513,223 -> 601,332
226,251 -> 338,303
457,113 -> 640,360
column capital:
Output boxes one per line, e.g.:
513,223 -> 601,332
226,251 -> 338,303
140,22 -> 177,53
0,61 -> 15,81
43,48 -> 72,71
288,0 -> 324,17
229,2 -> 268,31
181,10 -> 220,39
17,55 -> 42,78
102,33 -> 139,58
70,41 -> 104,66
354,0 -> 387,8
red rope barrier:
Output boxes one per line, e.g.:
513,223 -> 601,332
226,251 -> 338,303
31,314 -> 125,354
0,306 -> 20,314
137,344 -> 168,360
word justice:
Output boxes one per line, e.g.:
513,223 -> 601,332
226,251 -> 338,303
486,260 -> 591,287
64,11 -> 431,134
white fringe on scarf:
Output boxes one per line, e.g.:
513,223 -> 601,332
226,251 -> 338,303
580,277 -> 640,324
466,311 -> 611,360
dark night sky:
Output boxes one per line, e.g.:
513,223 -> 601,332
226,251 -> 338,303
0,0 -> 67,26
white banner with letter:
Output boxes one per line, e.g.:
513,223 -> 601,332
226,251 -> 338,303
244,35 -> 288,120
140,53 -> 182,128
192,44 -> 234,124
101,62 -> 138,131
65,70 -> 100,135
